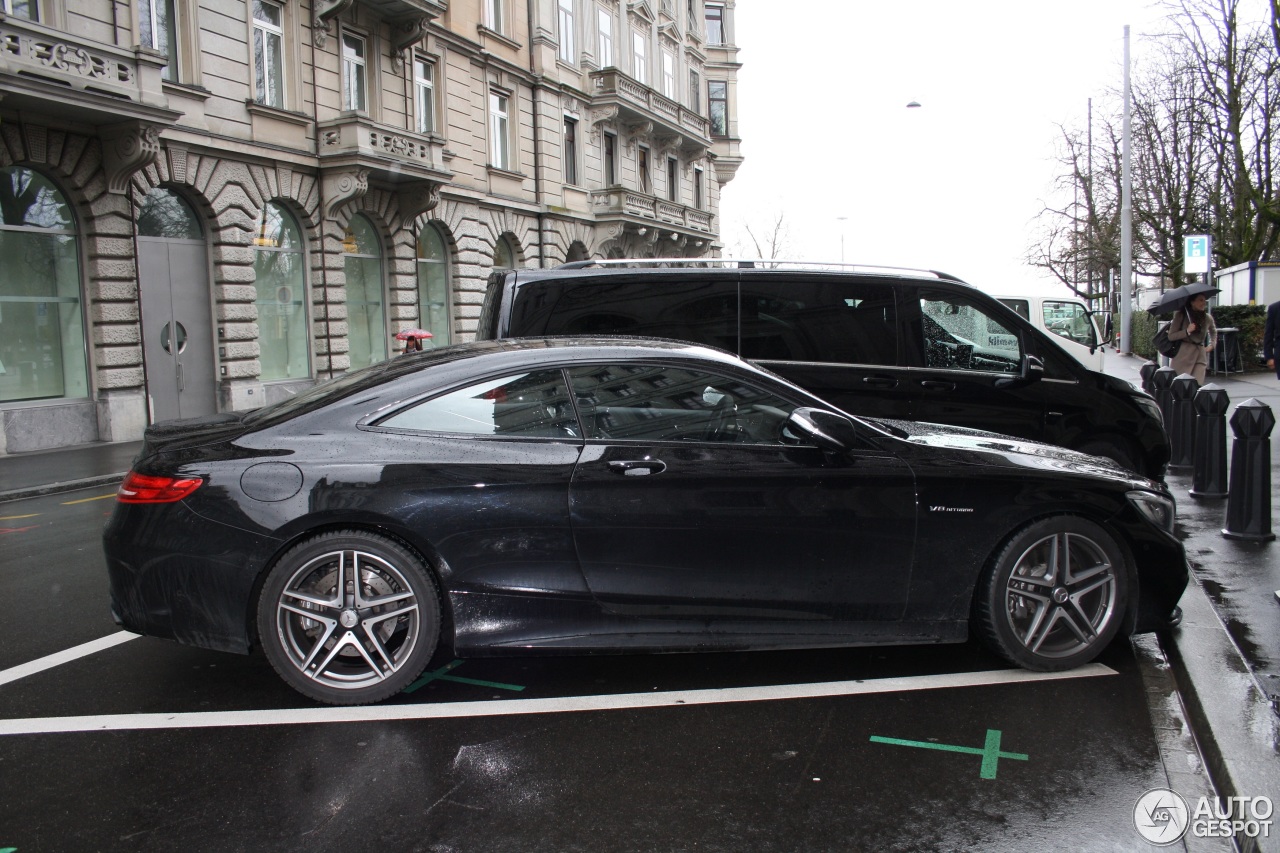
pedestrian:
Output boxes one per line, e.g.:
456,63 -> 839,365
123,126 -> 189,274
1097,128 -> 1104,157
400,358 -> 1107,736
1167,292 -> 1217,384
1264,299 -> 1280,379
403,337 -> 423,355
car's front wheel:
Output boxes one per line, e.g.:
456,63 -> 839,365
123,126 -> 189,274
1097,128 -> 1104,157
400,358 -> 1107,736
974,516 -> 1129,671
257,530 -> 440,705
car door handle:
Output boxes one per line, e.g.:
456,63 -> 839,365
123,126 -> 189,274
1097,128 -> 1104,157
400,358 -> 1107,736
608,459 -> 667,476
862,376 -> 898,388
919,380 -> 957,391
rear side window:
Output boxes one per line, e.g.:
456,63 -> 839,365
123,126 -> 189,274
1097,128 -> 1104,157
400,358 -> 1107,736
379,370 -> 578,438
739,279 -> 897,366
511,279 -> 738,351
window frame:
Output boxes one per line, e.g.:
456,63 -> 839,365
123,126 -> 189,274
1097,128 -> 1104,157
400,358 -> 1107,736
637,145 -> 651,194
413,57 -> 436,135
705,2 -> 724,44
693,165 -> 704,209
661,49 -> 676,98
485,0 -> 506,33
688,68 -> 700,113
603,131 -> 617,186
139,0 -> 179,82
563,116 -> 579,185
489,89 -> 512,170
253,201 -> 312,382
632,31 -> 648,84
557,0 -> 577,64
708,79 -> 728,137
341,31 -> 368,113
252,0 -> 285,108
597,8 -> 614,67
666,156 -> 678,202
2,0 -> 38,20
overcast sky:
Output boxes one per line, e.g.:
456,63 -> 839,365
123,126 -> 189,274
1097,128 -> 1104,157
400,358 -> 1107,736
718,0 -> 1179,297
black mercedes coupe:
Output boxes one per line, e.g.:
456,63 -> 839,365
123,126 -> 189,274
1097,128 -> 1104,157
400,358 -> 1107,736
103,338 -> 1187,704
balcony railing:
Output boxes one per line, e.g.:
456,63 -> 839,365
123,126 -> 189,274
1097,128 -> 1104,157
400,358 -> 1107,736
0,15 -> 173,120
590,189 -> 714,233
590,69 -> 710,148
317,114 -> 451,181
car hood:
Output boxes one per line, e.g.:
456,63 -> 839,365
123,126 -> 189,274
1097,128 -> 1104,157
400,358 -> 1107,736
869,418 -> 1152,485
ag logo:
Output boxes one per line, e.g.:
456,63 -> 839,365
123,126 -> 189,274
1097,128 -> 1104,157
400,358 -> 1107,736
1134,788 -> 1190,845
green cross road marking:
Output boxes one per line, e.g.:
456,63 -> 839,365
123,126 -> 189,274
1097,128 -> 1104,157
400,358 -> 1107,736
870,729 -> 1028,780
1,846 -> 17,852
403,660 -> 526,694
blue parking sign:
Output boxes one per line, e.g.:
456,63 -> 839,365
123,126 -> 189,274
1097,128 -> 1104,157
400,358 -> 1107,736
1184,235 -> 1210,273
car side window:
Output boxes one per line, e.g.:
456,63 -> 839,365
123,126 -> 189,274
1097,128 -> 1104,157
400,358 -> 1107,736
566,364 -> 797,444
378,370 -> 579,438
739,279 -> 897,366
916,293 -> 1022,374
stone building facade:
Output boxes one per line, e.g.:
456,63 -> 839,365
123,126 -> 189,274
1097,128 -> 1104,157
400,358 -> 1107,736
0,0 -> 741,454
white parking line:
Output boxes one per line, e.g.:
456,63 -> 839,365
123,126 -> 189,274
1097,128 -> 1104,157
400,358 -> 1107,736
0,663 -> 1116,736
0,631 -> 139,689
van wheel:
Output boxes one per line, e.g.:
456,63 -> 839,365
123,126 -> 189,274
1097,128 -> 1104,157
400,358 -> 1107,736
1077,439 -> 1137,474
974,517 -> 1128,671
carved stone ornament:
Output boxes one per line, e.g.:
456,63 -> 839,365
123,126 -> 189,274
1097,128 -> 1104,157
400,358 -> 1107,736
390,17 -> 433,72
101,123 -> 161,195
397,181 -> 441,228
589,104 -> 620,128
313,0 -> 355,47
322,168 -> 369,220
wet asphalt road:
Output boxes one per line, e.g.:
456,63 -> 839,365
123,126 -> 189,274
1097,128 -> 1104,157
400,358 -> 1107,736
0,488 -> 1218,852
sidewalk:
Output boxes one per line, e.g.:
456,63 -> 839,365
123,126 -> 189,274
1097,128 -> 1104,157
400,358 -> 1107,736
0,439 -> 142,502
1102,351 -> 1279,830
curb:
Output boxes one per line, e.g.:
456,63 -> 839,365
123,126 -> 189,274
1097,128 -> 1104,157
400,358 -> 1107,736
1160,576 -> 1280,853
0,473 -> 126,504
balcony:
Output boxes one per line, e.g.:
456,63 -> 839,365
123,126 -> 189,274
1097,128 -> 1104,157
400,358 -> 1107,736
0,15 -> 180,127
590,188 -> 715,243
589,69 -> 710,156
316,114 -> 453,222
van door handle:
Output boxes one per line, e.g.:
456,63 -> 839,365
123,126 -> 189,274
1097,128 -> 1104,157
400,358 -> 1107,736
919,380 -> 957,391
862,376 -> 897,388
608,459 -> 667,476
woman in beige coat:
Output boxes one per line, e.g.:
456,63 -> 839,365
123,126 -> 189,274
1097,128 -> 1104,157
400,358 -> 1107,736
1167,292 -> 1217,383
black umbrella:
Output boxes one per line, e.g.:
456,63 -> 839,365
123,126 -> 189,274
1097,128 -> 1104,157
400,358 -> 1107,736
1146,281 -> 1220,316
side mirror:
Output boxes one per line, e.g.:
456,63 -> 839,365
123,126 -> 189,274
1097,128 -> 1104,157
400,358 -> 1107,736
994,354 -> 1045,389
786,408 -> 860,453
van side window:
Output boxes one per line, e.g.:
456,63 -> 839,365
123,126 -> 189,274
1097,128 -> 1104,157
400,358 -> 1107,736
739,280 -> 897,366
514,280 -> 738,351
913,293 -> 1022,374
1043,300 -> 1096,347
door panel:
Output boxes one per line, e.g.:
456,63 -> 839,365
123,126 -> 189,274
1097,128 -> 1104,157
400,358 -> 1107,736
138,237 -> 215,422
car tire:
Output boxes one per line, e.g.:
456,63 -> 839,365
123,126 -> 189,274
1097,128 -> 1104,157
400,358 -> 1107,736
1077,439 -> 1138,474
257,530 -> 440,705
974,516 -> 1128,671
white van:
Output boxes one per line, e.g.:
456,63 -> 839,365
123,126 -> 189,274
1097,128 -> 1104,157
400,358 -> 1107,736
990,294 -> 1112,371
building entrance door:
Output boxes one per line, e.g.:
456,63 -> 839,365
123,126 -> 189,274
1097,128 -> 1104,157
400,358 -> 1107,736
137,236 -> 216,422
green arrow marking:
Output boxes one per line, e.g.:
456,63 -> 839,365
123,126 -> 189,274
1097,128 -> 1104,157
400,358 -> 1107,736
403,660 -> 526,694
870,729 -> 1028,779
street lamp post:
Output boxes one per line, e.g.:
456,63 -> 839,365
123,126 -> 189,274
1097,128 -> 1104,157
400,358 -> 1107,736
836,216 -> 848,263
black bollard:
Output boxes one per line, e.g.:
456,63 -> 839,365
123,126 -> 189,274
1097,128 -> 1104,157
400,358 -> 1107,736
1139,361 -> 1158,396
1190,384 -> 1229,498
1223,399 -> 1275,541
1167,374 -> 1198,470
1152,367 -> 1176,427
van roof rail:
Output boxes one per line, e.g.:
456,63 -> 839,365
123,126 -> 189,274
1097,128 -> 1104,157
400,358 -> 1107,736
553,258 -> 966,281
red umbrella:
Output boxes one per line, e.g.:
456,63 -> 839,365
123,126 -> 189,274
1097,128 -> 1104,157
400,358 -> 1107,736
395,328 -> 434,340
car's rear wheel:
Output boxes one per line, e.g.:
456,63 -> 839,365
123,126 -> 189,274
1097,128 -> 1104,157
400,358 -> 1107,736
257,530 -> 440,705
974,516 -> 1128,671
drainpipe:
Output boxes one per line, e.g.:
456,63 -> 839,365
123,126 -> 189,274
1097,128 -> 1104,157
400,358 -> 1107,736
311,28 -> 334,379
527,0 -> 547,268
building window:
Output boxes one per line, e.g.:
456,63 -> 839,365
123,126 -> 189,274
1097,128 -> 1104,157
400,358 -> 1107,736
252,0 -> 284,108
564,117 -> 579,185
414,58 -> 435,134
489,90 -> 511,170
705,3 -> 724,44
2,0 -> 37,20
694,166 -> 704,209
416,225 -> 452,349
688,69 -> 700,112
254,202 -> 309,381
597,9 -> 614,67
485,0 -> 505,33
661,50 -> 675,98
342,33 -> 367,112
708,80 -> 727,136
632,32 -> 647,84
493,235 -> 517,270
0,168 -> 88,404
558,0 -> 576,63
139,0 -> 178,82
603,132 -> 617,185
667,157 -> 678,202
638,146 -> 650,193
343,214 -> 386,371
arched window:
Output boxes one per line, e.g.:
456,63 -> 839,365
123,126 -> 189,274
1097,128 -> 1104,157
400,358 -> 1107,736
416,225 -> 451,348
137,187 -> 202,238
0,168 -> 88,403
343,214 -> 385,371
493,235 -> 517,270
254,202 -> 309,380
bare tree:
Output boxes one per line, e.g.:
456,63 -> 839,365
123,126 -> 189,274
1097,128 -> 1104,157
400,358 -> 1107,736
737,211 -> 792,267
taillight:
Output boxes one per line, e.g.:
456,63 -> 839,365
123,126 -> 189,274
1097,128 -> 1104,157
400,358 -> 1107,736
117,471 -> 203,504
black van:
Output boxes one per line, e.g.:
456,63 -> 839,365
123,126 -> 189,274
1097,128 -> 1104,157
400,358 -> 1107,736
477,261 -> 1169,479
